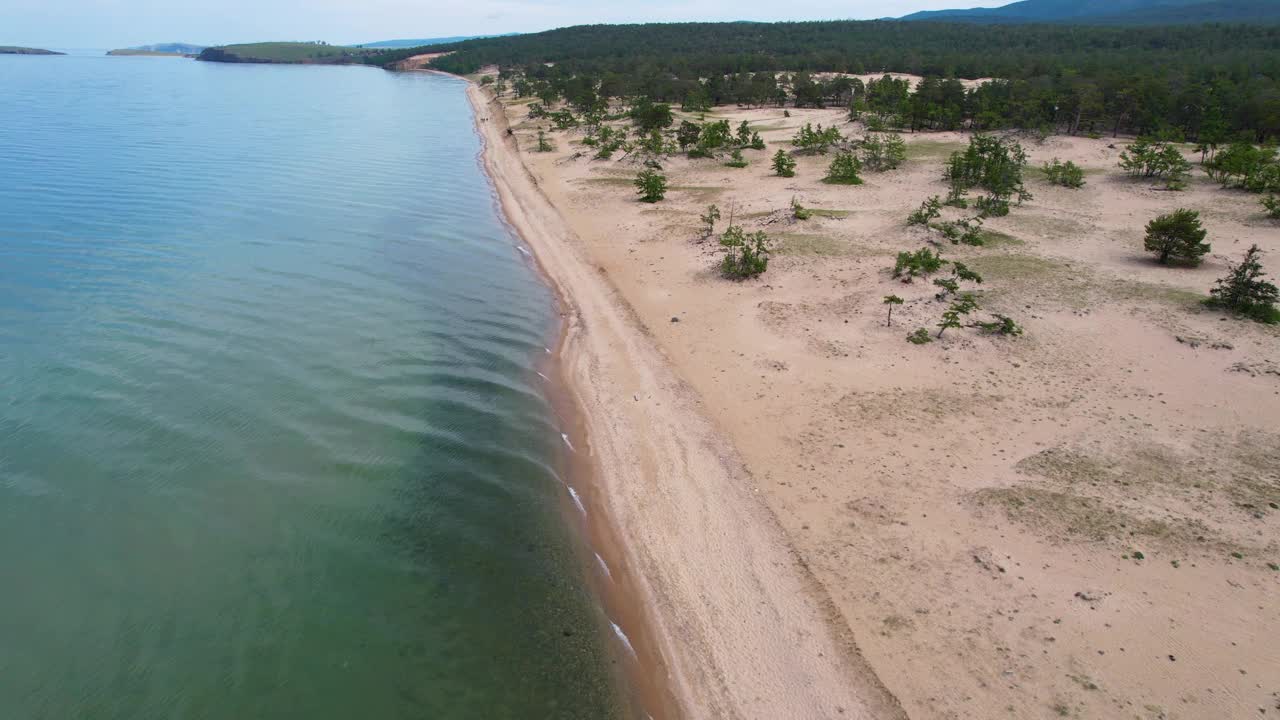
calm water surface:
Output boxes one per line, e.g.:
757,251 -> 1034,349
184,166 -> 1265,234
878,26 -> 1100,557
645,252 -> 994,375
0,54 -> 623,719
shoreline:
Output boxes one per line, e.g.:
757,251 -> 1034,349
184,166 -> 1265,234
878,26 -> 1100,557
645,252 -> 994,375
464,81 -> 905,720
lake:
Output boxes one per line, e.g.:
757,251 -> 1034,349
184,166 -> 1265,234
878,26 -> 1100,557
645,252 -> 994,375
0,53 -> 625,719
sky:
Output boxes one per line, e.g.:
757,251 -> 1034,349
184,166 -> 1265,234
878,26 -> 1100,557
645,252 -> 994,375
1,0 -> 992,49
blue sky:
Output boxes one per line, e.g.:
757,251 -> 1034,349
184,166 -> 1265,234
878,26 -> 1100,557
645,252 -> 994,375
2,0 -> 989,49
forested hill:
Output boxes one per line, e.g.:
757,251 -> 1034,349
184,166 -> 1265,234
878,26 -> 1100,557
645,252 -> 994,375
899,0 -> 1280,25
414,21 -> 1279,141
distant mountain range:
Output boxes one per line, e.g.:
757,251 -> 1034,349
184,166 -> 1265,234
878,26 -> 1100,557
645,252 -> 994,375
899,0 -> 1280,24
356,34 -> 517,49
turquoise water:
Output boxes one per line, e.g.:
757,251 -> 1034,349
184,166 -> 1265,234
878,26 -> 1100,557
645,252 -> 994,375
0,54 -> 624,719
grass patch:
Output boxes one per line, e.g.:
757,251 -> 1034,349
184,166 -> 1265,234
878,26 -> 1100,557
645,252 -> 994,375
905,139 -> 965,161
967,253 -> 1066,281
978,229 -> 1023,247
809,208 -> 852,219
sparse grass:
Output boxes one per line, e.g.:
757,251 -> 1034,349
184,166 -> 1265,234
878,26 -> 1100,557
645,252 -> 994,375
905,139 -> 965,161
978,229 -> 1024,247
972,486 -> 1216,546
809,208 -> 852,219
967,253 -> 1066,282
773,233 -> 871,257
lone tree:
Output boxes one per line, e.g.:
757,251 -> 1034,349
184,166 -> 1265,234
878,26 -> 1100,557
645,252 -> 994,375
1144,208 -> 1209,265
772,150 -> 796,177
700,204 -> 721,237
1207,244 -> 1279,323
883,295 -> 904,326
634,169 -> 668,203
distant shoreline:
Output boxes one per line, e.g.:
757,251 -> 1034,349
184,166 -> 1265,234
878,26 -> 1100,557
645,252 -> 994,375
0,46 -> 64,56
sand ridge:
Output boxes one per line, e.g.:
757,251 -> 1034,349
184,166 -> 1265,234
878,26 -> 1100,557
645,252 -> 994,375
479,84 -> 1280,720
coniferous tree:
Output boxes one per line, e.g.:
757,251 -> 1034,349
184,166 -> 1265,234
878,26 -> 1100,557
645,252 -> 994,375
1144,209 -> 1209,265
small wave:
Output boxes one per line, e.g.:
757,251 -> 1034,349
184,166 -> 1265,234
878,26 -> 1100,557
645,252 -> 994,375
610,621 -> 637,657
560,433 -> 574,452
594,552 -> 611,579
567,486 -> 586,515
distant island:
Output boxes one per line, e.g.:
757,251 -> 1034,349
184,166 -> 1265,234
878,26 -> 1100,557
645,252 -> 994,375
108,43 -> 205,57
0,46 -> 64,55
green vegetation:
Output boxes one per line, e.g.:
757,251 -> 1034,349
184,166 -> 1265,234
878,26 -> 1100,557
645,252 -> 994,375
536,130 -> 553,152
418,22 -> 1280,142
1264,195 -> 1280,219
700,204 -> 721,237
944,134 -> 1031,212
792,123 -> 843,154
725,149 -> 748,168
1204,142 -> 1280,193
197,42 -> 385,64
908,196 -> 942,227
937,293 -> 980,338
772,150 -> 797,177
907,327 -> 933,344
860,133 -> 907,171
1144,209 -> 1209,265
824,152 -> 864,185
1043,158 -> 1086,188
791,197 -> 813,220
1119,138 -> 1193,189
720,225 -> 771,278
1206,244 -> 1279,323
883,295 -> 904,327
894,248 -> 947,281
634,169 -> 668,203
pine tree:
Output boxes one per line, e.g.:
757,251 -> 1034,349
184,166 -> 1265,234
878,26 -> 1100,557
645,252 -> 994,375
1208,244 -> 1279,323
1144,209 -> 1208,265
772,150 -> 796,177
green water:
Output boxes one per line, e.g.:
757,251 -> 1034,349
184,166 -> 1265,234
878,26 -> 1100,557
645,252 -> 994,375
0,53 -> 625,719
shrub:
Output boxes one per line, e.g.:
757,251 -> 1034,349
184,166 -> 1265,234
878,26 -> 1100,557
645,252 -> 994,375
736,120 -> 752,146
1263,195 -> 1280,219
975,314 -> 1024,336
676,120 -> 701,150
1144,209 -> 1208,265
908,196 -> 942,226
894,247 -> 947,281
792,123 -> 843,154
824,152 -> 864,185
772,150 -> 796,177
1119,138 -> 1191,189
791,196 -> 812,220
937,293 -> 980,338
936,217 -> 984,246
700,204 -> 720,237
883,295 -> 904,327
720,225 -> 771,278
933,261 -> 983,301
1206,244 -> 1279,323
536,130 -> 552,152
725,149 -> 748,168
749,132 -> 766,150
973,195 -> 1009,218
1204,142 -> 1279,192
861,133 -> 907,171
634,169 -> 668,203
1043,158 -> 1085,188
907,327 -> 932,344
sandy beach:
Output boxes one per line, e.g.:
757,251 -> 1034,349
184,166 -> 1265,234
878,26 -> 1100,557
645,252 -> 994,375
466,79 -> 1280,720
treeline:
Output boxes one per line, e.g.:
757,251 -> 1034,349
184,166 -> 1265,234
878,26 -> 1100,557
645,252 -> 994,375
411,20 -> 1280,141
